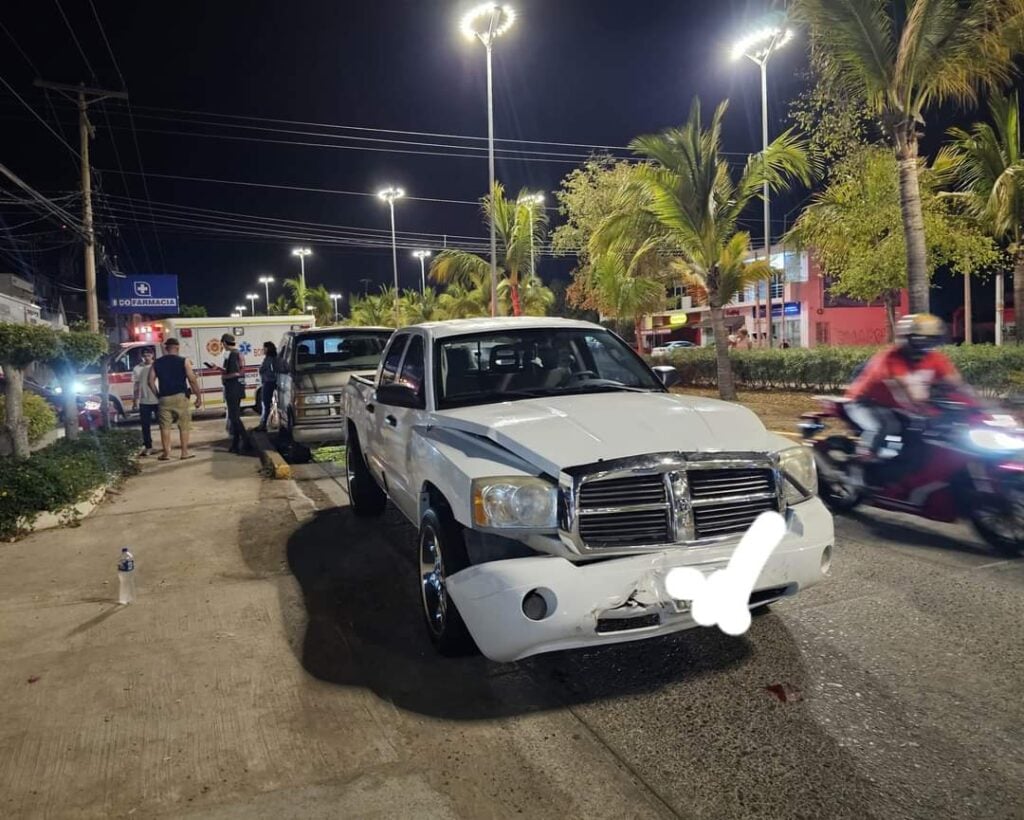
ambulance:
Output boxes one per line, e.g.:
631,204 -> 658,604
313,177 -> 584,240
81,315 -> 316,418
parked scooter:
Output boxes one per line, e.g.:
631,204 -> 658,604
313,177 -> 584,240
799,392 -> 1024,554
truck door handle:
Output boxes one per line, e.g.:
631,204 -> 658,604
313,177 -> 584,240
366,403 -> 375,413
385,414 -> 397,427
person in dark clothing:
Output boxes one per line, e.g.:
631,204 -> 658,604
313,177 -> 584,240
131,348 -> 159,456
148,338 -> 202,460
255,341 -> 278,432
219,333 -> 247,453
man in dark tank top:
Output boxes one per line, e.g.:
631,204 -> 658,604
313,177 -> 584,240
148,338 -> 203,460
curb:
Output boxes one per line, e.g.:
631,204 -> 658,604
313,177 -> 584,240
251,430 -> 291,480
18,484 -> 109,534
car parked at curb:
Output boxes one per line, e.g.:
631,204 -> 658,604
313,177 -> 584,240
651,340 -> 697,356
343,317 -> 834,662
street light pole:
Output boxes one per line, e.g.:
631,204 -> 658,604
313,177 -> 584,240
291,247 -> 312,312
235,305 -> 246,316
412,250 -> 432,293
377,186 -> 405,326
246,293 -> 259,315
462,3 -> 516,317
329,293 -> 341,323
732,20 -> 793,348
519,192 -> 544,278
259,275 -> 274,315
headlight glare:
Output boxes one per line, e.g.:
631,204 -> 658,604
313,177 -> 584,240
968,427 -> 1024,452
778,446 -> 817,504
472,477 -> 557,529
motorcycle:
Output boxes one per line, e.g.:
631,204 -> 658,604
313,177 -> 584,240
799,391 -> 1024,555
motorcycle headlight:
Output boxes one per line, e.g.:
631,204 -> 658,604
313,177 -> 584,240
777,446 -> 817,505
968,427 -> 1024,452
472,477 -> 558,530
72,381 -> 85,395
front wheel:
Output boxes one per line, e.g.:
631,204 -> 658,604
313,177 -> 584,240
419,506 -> 477,657
968,485 -> 1024,556
346,433 -> 386,517
815,436 -> 864,512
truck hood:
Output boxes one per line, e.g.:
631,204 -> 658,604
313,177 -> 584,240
297,368 -> 376,392
436,392 -> 779,476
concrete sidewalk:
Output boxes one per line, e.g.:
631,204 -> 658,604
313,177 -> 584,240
0,419 -> 673,820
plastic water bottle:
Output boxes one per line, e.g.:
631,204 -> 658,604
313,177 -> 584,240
118,548 -> 136,605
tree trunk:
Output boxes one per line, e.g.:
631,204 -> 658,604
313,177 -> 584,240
510,283 -> 522,317
1,367 -> 30,460
963,272 -> 972,345
709,305 -> 737,401
883,292 -> 897,342
59,371 -> 80,441
995,270 -> 1005,346
1015,251 -> 1024,345
895,133 -> 930,314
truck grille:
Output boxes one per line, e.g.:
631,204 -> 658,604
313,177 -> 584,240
574,464 -> 778,550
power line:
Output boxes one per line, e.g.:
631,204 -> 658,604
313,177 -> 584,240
53,0 -> 98,80
0,74 -> 82,159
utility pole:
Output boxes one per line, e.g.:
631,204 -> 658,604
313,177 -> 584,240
35,81 -> 128,333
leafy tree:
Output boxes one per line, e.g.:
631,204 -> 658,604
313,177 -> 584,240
943,92 -> 1024,344
791,0 -> 1024,315
499,273 -> 554,317
399,289 -> 444,324
49,331 -> 108,440
348,288 -> 397,327
430,182 -> 548,316
626,98 -> 810,400
572,250 -> 667,342
283,279 -> 334,325
178,304 -> 207,318
268,295 -> 292,316
437,283 -> 488,320
788,67 -> 874,179
0,323 -> 60,459
789,146 -> 1000,340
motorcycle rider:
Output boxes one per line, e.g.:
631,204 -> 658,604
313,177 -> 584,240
844,314 -> 964,484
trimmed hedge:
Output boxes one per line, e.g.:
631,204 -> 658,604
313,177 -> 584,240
0,429 -> 140,540
651,344 -> 1024,396
0,393 -> 57,444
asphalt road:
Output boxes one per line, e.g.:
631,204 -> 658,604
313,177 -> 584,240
290,460 -> 1024,820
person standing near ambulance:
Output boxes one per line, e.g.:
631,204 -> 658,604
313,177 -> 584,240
217,333 -> 247,453
131,347 -> 159,456
148,338 -> 203,460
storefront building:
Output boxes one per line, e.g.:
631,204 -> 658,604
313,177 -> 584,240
640,248 -> 907,350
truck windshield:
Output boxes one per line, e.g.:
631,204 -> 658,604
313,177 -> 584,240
435,328 -> 664,409
295,331 -> 391,372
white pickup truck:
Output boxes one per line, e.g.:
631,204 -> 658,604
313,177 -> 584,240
343,317 -> 834,662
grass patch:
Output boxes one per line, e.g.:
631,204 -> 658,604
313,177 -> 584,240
0,429 -> 141,540
312,445 -> 346,464
673,387 -> 822,433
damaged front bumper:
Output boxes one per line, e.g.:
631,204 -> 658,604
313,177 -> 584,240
445,497 -> 834,662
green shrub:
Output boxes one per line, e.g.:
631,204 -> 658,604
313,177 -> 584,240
651,344 -> 1024,395
0,429 -> 140,540
0,393 -> 57,444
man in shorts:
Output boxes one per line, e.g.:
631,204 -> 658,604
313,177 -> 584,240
148,338 -> 203,460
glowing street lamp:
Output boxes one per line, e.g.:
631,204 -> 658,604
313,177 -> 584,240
329,292 -> 341,323
412,249 -> 432,293
461,3 -> 516,317
291,247 -> 312,312
258,275 -> 274,315
234,305 -> 247,315
377,186 -> 405,325
246,292 -> 259,315
519,192 -> 544,277
731,16 -> 794,348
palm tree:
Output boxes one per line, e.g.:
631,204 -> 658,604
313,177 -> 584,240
268,295 -> 292,316
944,91 -> 1024,345
437,282 -> 488,319
499,273 -> 555,317
430,182 -> 547,316
399,289 -> 444,324
628,98 -> 809,400
586,251 -> 668,343
791,0 -> 1024,314
348,288 -> 395,327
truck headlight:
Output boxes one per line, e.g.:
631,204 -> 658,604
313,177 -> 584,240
777,446 -> 817,505
299,393 -> 331,406
472,477 -> 558,530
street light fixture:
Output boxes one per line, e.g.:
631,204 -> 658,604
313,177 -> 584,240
234,305 -> 246,315
412,249 -> 432,293
461,3 -> 516,317
377,186 -> 405,326
291,247 -> 312,312
246,292 -> 259,315
258,275 -> 274,315
329,292 -> 342,323
731,16 -> 793,348
519,192 -> 544,277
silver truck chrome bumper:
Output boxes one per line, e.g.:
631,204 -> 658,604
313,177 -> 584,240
446,497 -> 834,662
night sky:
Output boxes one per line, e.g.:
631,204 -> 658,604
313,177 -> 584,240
0,1 -> 979,320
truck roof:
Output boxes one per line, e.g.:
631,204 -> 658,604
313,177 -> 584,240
289,325 -> 393,334
414,316 -> 603,339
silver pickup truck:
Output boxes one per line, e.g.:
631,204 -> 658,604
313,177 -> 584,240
343,317 -> 834,662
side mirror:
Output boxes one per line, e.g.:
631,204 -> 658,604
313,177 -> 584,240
376,382 -> 424,409
652,365 -> 681,389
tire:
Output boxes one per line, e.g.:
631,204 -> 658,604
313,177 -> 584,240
815,436 -> 864,512
968,485 -> 1024,556
418,505 -> 478,657
346,432 -> 386,517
